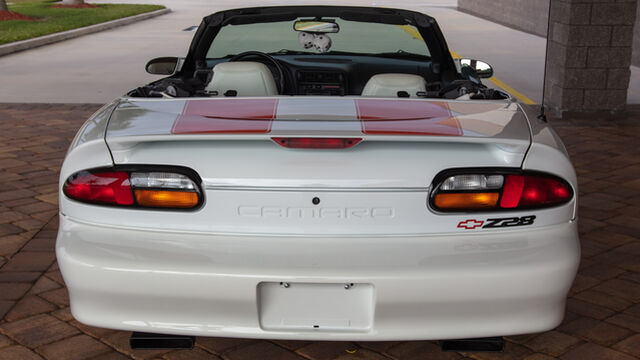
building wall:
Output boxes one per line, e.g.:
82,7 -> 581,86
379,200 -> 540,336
458,0 -> 550,37
459,0 -> 640,66
544,0 -> 636,117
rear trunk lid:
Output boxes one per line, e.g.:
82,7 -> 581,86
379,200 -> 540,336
107,97 -> 530,188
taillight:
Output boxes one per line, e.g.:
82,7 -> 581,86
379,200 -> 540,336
430,171 -> 572,212
63,168 -> 201,209
272,137 -> 362,149
501,175 -> 571,208
63,171 -> 134,206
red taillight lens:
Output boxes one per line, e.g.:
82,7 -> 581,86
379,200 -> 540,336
272,137 -> 362,149
63,171 -> 134,205
431,171 -> 573,212
501,174 -> 572,208
500,174 -> 524,208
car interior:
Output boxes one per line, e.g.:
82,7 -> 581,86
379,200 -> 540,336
128,9 -> 508,101
199,52 -> 440,97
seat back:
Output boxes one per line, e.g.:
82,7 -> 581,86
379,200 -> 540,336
361,73 -> 427,98
205,62 -> 278,96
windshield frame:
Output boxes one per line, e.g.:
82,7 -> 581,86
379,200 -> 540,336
181,6 -> 457,82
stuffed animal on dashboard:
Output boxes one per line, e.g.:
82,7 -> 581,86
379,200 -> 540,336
298,32 -> 332,53
313,34 -> 331,53
298,32 -> 314,49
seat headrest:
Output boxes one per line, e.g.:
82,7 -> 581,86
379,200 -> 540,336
361,73 -> 427,98
205,61 -> 278,97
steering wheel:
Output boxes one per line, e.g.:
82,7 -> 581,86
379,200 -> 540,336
228,51 -> 286,94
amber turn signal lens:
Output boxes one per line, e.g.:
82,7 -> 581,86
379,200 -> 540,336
134,190 -> 199,208
434,192 -> 499,210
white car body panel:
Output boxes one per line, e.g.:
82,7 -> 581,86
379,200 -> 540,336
58,94 -> 580,340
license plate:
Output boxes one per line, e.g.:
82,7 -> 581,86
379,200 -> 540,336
258,282 -> 374,332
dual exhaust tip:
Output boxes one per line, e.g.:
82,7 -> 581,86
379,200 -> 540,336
130,332 -> 504,352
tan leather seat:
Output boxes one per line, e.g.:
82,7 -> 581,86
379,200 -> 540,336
205,62 -> 278,96
361,73 -> 427,98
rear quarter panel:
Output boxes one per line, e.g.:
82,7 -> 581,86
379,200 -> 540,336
518,104 -> 578,219
59,102 -> 117,214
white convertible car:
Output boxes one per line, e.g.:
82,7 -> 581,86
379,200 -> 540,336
57,6 -> 579,351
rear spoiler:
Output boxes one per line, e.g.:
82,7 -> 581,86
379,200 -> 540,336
107,97 -> 530,145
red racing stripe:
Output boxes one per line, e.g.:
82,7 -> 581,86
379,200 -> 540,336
356,99 -> 462,136
172,99 -> 278,134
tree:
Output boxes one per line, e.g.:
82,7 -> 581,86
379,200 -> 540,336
0,0 -> 9,12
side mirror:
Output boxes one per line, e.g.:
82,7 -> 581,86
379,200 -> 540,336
459,59 -> 494,79
145,57 -> 179,75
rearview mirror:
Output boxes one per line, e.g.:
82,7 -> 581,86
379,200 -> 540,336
294,20 -> 339,33
146,57 -> 179,75
459,59 -> 494,79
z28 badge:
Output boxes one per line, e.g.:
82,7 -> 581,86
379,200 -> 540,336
457,216 -> 536,230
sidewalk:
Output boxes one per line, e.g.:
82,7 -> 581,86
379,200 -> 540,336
0,103 -> 638,360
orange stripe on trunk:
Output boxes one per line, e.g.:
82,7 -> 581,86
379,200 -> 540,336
356,99 -> 462,136
172,99 -> 278,134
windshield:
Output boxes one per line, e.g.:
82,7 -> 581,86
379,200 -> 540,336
206,19 -> 430,58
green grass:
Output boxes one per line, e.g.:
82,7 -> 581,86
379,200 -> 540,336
8,0 -> 46,3
1,1 -> 165,45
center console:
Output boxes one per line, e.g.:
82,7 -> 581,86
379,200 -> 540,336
297,70 -> 346,96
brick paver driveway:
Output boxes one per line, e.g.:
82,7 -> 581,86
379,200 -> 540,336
0,103 -> 638,360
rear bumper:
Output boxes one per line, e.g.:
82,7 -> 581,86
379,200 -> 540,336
57,214 -> 580,340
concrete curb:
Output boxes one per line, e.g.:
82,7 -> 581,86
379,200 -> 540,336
0,7 -> 170,57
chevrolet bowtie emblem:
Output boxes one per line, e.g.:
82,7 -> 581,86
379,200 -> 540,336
457,219 -> 484,230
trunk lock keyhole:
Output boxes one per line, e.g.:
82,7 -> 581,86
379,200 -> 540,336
312,197 -> 320,205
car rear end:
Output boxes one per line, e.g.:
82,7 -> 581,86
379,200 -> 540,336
56,97 -> 580,340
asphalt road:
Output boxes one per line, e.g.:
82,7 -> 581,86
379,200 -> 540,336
0,0 -> 638,104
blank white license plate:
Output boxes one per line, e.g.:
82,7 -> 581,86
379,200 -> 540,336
258,282 -> 374,332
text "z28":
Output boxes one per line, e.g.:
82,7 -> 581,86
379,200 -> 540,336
457,216 -> 536,230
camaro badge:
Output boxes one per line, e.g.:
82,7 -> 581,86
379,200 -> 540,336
458,216 -> 536,230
